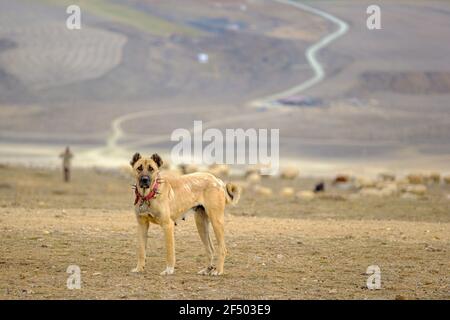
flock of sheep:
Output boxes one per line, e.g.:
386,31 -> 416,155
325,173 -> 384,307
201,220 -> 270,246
122,162 -> 450,201
200,165 -> 449,201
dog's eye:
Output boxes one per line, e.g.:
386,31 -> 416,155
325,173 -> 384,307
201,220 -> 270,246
148,166 -> 153,172
137,165 -> 143,172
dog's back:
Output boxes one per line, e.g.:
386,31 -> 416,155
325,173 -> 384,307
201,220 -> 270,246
161,171 -> 241,206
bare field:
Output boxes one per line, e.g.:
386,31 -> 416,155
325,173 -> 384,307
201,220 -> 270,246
0,165 -> 449,299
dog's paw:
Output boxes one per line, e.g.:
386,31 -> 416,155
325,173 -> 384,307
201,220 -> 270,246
198,266 -> 215,275
160,266 -> 175,275
131,266 -> 145,273
209,269 -> 223,276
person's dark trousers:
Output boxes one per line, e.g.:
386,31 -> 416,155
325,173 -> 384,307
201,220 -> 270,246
64,167 -> 70,182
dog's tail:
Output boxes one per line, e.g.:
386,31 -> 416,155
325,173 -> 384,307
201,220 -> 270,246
225,182 -> 241,206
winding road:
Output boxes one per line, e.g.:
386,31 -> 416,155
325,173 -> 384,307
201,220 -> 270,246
250,0 -> 349,108
101,0 -> 349,156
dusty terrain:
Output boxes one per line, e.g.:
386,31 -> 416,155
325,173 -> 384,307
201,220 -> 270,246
0,165 -> 449,299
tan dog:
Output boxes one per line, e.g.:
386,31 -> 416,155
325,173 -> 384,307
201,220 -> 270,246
130,153 -> 241,276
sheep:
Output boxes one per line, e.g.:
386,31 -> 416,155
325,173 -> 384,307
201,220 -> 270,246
179,163 -> 198,174
359,183 -> 398,197
332,174 -> 350,185
280,187 -> 295,197
296,190 -> 315,200
379,183 -> 398,196
208,164 -> 230,177
402,184 -> 427,196
314,182 -> 325,193
246,172 -> 261,184
245,165 -> 262,177
356,177 -> 377,189
444,175 -> 450,185
280,166 -> 300,180
407,173 -> 425,185
378,172 -> 396,182
253,185 -> 273,197
428,172 -> 441,184
332,174 -> 355,190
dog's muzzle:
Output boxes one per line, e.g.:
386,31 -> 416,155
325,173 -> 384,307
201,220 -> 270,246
139,175 -> 151,188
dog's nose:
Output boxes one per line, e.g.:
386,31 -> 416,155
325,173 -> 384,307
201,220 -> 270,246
140,176 -> 150,186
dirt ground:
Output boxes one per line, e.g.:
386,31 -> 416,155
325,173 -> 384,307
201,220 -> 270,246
0,165 -> 449,299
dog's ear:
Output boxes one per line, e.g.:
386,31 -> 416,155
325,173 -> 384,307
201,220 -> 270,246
130,152 -> 141,167
151,153 -> 163,168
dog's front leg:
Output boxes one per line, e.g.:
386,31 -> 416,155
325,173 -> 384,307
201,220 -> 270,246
160,219 -> 175,275
131,216 -> 149,273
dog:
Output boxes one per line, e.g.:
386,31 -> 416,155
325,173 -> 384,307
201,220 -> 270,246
129,153 -> 241,276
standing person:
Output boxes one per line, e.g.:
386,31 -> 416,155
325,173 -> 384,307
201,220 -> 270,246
59,146 -> 73,182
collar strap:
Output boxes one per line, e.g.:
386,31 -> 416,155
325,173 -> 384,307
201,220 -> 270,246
134,175 -> 160,206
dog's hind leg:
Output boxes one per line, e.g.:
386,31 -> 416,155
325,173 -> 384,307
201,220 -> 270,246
208,207 -> 227,276
194,207 -> 215,275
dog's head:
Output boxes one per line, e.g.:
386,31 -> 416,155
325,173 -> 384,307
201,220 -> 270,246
130,153 -> 163,189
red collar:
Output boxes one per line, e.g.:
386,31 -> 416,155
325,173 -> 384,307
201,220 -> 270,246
134,176 -> 160,206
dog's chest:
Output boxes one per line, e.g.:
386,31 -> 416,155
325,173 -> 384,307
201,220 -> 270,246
135,202 -> 159,220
